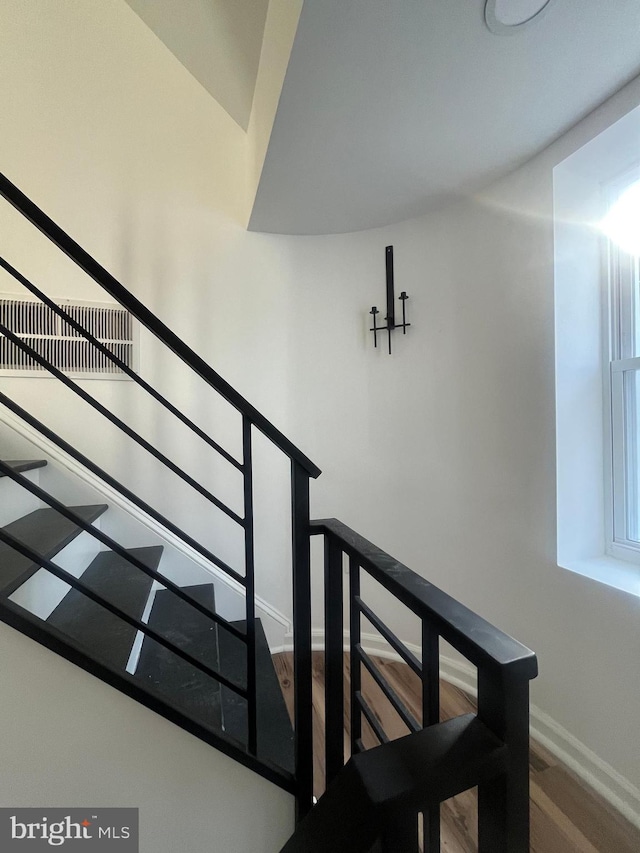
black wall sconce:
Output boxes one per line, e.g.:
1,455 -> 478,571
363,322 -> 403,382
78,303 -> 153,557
369,245 -> 410,354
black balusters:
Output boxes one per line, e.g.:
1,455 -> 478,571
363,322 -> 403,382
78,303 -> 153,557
0,255 -> 242,470
324,535 -> 344,787
0,393 -> 242,582
0,459 -> 245,639
308,519 -> 536,853
291,462 -> 313,819
422,620 -> 441,851
0,321 -> 244,527
379,810 -> 420,853
477,669 -> 531,853
243,415 -> 258,756
0,172 -> 327,813
0,172 -> 321,480
349,557 -> 361,756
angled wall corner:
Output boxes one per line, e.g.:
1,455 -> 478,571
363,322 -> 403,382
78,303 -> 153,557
245,0 -> 304,228
123,0 -> 270,132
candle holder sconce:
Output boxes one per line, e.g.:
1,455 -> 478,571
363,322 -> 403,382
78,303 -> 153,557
369,245 -> 410,354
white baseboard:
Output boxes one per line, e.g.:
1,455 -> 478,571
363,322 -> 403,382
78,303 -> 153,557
438,656 -> 640,830
275,629 -> 640,830
0,407 -> 292,645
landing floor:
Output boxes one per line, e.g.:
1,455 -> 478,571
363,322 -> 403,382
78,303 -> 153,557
273,652 -> 640,853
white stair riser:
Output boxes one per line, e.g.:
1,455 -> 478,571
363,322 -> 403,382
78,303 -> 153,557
0,470 -> 44,527
9,523 -> 103,620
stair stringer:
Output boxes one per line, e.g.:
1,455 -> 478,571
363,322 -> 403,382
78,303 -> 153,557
0,405 -> 292,649
0,620 -> 295,853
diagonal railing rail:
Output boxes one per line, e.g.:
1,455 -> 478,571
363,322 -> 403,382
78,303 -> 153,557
0,171 -> 320,810
304,518 -> 538,852
0,174 -> 537,849
0,173 -> 321,478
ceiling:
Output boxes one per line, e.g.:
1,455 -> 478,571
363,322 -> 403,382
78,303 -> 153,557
249,0 -> 640,234
125,0 -> 269,130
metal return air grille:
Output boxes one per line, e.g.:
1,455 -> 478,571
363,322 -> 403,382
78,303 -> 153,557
0,297 -> 136,377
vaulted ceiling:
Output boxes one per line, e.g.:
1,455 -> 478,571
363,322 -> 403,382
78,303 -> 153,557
250,0 -> 640,234
125,0 -> 269,130
126,0 -> 640,235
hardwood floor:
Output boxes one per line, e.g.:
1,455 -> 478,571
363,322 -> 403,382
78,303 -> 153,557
273,652 -> 640,853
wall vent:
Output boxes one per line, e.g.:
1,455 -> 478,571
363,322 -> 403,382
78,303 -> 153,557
0,295 -> 138,379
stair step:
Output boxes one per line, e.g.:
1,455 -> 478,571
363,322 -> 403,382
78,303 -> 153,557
134,583 -> 223,731
280,714 -> 506,853
0,459 -> 47,477
0,460 -> 49,528
46,546 -> 162,671
219,619 -> 294,773
0,505 -> 108,596
134,588 -> 294,770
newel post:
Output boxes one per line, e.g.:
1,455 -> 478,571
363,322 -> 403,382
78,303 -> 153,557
477,667 -> 531,853
291,462 -> 313,820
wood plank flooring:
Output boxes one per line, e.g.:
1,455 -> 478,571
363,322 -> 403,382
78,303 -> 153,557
273,652 -> 640,853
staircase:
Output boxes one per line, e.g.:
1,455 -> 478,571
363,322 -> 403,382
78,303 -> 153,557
0,457 -> 294,784
0,173 -> 538,852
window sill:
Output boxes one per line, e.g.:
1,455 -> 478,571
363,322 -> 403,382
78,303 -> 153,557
559,554 -> 640,598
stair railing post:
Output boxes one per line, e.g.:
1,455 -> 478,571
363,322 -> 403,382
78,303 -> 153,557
242,415 -> 258,757
291,461 -> 313,820
379,809 -> 420,853
348,557 -> 361,757
421,619 -> 440,851
324,533 -> 344,787
477,668 -> 530,853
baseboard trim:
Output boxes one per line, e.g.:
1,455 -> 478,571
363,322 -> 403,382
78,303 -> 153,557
0,408 -> 291,638
274,629 -> 640,830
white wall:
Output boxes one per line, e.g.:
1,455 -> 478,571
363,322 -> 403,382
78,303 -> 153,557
278,81 -> 640,803
0,0 -> 296,622
0,624 -> 294,853
0,2 -> 298,843
1,0 -> 638,831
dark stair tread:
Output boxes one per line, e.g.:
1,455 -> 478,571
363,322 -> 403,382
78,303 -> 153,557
219,619 -> 294,774
135,588 -> 293,772
0,459 -> 47,477
0,505 -> 108,595
134,583 -> 223,731
136,583 -> 219,667
280,715 -> 505,853
47,546 -> 162,671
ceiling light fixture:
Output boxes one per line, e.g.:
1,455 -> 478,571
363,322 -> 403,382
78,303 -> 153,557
485,0 -> 555,35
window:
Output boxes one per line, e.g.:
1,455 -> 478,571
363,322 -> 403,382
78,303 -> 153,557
554,101 -> 640,598
605,174 -> 640,563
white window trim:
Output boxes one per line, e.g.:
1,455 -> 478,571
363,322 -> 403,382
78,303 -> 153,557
554,102 -> 640,599
602,167 -> 640,564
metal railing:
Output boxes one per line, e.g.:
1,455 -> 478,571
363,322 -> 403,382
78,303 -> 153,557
0,171 -> 320,807
0,175 -> 538,847
307,518 -> 538,852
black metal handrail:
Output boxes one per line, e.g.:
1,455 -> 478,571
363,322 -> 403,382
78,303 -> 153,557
0,255 -> 242,470
310,517 -> 537,853
311,518 -> 537,678
0,392 -> 244,583
0,173 -> 319,807
0,459 -> 246,641
0,172 -> 321,479
0,175 -> 539,850
0,528 -> 247,696
0,320 -> 245,527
